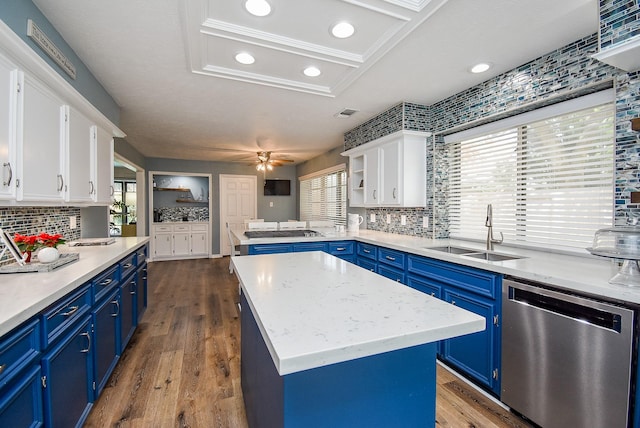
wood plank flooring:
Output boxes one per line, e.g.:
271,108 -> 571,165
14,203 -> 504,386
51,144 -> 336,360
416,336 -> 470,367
85,257 -> 532,428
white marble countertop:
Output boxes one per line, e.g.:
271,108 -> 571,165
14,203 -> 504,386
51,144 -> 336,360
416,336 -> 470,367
231,228 -> 640,305
0,237 -> 149,337
232,251 -> 485,375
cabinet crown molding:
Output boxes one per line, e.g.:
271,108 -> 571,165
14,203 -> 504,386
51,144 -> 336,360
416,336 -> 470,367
341,130 -> 431,157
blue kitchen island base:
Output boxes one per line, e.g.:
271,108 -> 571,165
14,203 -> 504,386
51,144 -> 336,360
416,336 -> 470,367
241,293 -> 437,428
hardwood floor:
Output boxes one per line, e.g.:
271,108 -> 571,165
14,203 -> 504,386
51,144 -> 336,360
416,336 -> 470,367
85,258 -> 532,428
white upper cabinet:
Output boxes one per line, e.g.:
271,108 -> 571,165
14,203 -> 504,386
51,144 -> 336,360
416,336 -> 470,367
64,105 -> 94,203
93,126 -> 114,204
342,130 -> 430,208
17,74 -> 65,202
0,53 -> 19,200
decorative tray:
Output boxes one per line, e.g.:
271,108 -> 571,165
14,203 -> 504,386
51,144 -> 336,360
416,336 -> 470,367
0,252 -> 79,274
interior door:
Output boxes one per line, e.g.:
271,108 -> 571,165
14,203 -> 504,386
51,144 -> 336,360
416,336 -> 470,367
220,174 -> 257,256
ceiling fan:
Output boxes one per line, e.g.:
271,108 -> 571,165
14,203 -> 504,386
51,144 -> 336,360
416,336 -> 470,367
254,151 -> 293,171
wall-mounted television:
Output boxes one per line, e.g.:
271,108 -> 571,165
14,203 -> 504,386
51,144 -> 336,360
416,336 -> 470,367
264,179 -> 291,196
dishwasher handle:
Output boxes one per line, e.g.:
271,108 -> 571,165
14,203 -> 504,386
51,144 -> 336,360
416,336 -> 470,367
509,286 -> 622,333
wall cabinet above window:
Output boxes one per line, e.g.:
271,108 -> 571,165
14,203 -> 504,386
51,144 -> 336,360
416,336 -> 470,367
342,130 -> 430,208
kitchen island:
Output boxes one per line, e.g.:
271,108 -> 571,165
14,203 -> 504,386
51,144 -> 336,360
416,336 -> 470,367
232,251 -> 485,428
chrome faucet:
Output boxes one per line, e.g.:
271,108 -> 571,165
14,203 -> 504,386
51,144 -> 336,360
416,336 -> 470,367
485,204 -> 503,251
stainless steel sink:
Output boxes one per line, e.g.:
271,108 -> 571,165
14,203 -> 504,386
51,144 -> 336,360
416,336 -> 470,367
424,245 -> 478,255
462,251 -> 524,261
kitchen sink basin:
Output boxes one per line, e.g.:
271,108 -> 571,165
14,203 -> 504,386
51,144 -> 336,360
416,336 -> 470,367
462,251 -> 523,261
424,245 -> 478,255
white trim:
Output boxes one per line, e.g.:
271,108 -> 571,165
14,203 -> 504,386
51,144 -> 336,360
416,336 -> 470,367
444,89 -> 615,144
299,163 -> 347,181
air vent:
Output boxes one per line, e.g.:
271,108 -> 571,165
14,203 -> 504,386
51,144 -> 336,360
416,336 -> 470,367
334,108 -> 358,118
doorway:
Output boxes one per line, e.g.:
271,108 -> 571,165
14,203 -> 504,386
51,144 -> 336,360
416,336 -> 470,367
220,174 -> 257,256
112,155 -> 146,237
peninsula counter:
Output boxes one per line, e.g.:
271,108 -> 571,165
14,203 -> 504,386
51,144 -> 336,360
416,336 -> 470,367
232,251 -> 484,428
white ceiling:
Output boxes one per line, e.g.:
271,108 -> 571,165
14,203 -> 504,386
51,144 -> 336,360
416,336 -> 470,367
33,0 -> 598,164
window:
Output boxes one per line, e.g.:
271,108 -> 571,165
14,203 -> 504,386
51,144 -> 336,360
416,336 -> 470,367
299,164 -> 347,225
445,91 -> 615,251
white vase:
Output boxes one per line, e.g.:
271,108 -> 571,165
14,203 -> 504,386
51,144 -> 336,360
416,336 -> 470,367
38,247 -> 60,263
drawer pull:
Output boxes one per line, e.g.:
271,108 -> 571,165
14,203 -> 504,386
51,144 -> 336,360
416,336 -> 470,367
143,276 -> 147,280
431,292 -> 435,297
336,247 -> 346,251
99,278 -> 113,286
111,300 -> 120,317
386,256 -> 396,261
363,249 -> 371,253
80,332 -> 91,353
130,283 -> 136,295
123,263 -> 133,268
0,363 -> 6,375
61,306 -> 79,317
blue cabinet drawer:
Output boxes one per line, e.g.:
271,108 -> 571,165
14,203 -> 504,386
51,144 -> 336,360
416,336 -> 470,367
249,244 -> 293,255
377,264 -> 405,283
357,242 -> 377,260
41,284 -> 92,348
406,274 -> 442,298
120,252 -> 137,281
357,257 -> 377,272
378,247 -> 406,270
0,319 -> 40,388
93,264 -> 120,303
0,364 -> 43,427
407,255 -> 500,299
136,244 -> 148,266
293,242 -> 328,252
327,241 -> 355,256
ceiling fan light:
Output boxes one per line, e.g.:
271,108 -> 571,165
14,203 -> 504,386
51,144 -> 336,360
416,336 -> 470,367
256,163 -> 263,171
331,22 -> 355,39
303,66 -> 321,77
245,0 -> 271,17
267,163 -> 273,171
235,52 -> 255,65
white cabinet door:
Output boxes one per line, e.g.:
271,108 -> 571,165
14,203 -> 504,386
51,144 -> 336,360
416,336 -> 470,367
190,232 -> 207,255
173,233 -> 190,256
0,54 -> 19,200
380,140 -> 401,206
18,74 -> 64,202
363,148 -> 380,205
64,106 -> 93,203
93,126 -> 114,204
153,233 -> 172,257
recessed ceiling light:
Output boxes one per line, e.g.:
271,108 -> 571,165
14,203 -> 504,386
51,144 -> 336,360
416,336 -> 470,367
470,63 -> 491,73
331,22 -> 355,39
245,0 -> 271,17
235,52 -> 255,65
303,66 -> 321,77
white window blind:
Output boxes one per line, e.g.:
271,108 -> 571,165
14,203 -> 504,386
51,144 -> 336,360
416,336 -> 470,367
447,98 -> 614,251
299,165 -> 347,225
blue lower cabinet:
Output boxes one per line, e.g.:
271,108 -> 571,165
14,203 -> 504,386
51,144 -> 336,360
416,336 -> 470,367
136,264 -> 148,324
377,264 -> 405,283
327,241 -> 355,263
356,257 -> 377,272
41,315 -> 93,428
442,287 -> 500,395
249,244 -> 293,255
292,242 -> 328,253
0,365 -> 43,427
356,242 -> 377,261
406,274 -> 442,299
120,272 -> 136,352
93,289 -> 121,397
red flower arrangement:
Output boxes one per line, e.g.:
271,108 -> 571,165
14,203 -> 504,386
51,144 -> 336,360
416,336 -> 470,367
13,233 -> 66,262
37,233 -> 66,248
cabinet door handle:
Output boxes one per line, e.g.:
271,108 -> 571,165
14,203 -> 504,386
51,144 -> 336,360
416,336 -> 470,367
80,332 -> 91,353
110,185 -> 114,196
385,256 -> 396,261
2,162 -> 12,186
99,278 -> 112,286
451,300 -> 456,306
430,292 -> 436,297
363,249 -> 371,253
373,189 -> 377,200
61,305 -> 79,316
111,300 -> 120,317
0,363 -> 6,375
336,247 -> 346,251
123,263 -> 133,268
130,282 -> 136,295
393,188 -> 397,199
57,174 -> 64,192
89,181 -> 95,195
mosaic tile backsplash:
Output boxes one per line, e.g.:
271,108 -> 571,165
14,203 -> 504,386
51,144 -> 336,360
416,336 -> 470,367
599,0 -> 640,49
155,207 -> 209,222
0,207 -> 81,265
346,31 -> 640,238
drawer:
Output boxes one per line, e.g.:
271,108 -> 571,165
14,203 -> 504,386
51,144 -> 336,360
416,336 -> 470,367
249,244 -> 293,255
120,252 -> 137,280
293,242 -> 328,252
377,264 -> 405,284
93,264 -> 120,303
378,247 -> 406,270
407,255 -> 501,299
357,242 -> 377,260
327,241 -> 355,256
174,225 -> 190,232
357,257 -> 377,272
41,284 -> 92,348
190,224 -> 208,231
136,244 -> 148,266
0,319 -> 40,387
154,225 -> 172,233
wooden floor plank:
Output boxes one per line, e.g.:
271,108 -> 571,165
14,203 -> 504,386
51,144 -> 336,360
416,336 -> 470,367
85,257 -> 527,428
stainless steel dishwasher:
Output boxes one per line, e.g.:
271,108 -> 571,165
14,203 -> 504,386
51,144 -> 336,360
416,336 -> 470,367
502,278 -> 636,428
